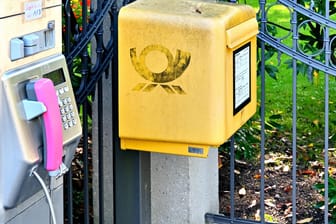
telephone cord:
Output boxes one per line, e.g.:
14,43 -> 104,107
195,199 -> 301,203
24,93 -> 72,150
32,170 -> 57,224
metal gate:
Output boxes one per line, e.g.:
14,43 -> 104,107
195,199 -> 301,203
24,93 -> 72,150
207,0 -> 336,223
62,0 -> 133,223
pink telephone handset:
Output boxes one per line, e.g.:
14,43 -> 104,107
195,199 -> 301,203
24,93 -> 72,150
26,78 -> 63,171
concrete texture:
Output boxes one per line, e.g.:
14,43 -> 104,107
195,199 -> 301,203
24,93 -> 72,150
92,71 -> 114,224
151,148 -> 219,224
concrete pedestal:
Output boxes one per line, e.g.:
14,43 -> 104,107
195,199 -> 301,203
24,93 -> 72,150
150,148 -> 219,224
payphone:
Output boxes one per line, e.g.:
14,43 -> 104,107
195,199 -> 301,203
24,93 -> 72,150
0,0 -> 82,222
0,54 -> 82,208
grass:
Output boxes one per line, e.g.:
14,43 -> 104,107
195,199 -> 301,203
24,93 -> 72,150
262,56 -> 336,160
259,0 -> 336,161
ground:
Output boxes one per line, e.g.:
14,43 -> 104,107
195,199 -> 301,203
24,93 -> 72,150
218,136 -> 328,223
71,136 -> 330,223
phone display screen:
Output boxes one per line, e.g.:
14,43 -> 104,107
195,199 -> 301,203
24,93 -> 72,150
43,69 -> 65,86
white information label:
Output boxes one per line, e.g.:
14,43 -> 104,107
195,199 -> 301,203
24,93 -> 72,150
24,0 -> 42,21
234,45 -> 250,110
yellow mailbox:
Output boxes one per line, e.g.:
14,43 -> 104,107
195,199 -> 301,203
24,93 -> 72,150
118,0 -> 258,157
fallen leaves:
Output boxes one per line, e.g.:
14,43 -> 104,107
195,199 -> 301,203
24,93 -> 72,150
283,165 -> 290,172
254,174 -> 261,179
248,199 -> 257,208
283,185 -> 292,193
298,169 -> 317,176
219,150 -> 327,223
297,217 -> 314,223
265,198 -> 277,208
218,155 -> 223,169
239,187 -> 247,196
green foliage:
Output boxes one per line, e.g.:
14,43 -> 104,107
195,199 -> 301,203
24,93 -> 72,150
219,118 -> 260,161
314,176 -> 336,223
256,17 -> 280,79
62,0 -> 93,129
69,55 -> 84,93
284,0 -> 336,78
219,110 -> 283,161
70,0 -> 91,30
257,40 -> 279,80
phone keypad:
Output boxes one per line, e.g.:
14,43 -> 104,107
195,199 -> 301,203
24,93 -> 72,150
57,85 -> 77,130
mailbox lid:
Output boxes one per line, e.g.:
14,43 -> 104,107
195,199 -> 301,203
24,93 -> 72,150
121,0 -> 256,28
118,0 -> 258,147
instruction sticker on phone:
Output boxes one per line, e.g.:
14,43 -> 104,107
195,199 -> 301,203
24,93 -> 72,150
24,0 -> 42,21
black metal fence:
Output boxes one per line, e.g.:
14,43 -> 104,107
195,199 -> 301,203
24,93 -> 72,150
63,0 -> 335,223
62,0 -> 133,223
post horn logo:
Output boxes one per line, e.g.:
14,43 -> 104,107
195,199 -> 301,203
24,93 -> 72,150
130,44 -> 191,94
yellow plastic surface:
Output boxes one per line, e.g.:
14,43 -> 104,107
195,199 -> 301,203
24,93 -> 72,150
118,0 -> 258,157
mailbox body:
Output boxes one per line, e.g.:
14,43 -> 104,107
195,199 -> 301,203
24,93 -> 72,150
119,0 -> 258,157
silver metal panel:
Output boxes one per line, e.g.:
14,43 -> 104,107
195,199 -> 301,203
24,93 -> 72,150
0,54 -> 81,208
4,177 -> 63,224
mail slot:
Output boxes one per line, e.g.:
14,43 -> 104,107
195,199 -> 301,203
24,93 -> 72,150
118,0 -> 258,157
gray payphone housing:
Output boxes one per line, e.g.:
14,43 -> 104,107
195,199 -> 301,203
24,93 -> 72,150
0,54 -> 82,209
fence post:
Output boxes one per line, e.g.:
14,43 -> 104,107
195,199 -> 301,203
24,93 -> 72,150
92,74 -> 114,223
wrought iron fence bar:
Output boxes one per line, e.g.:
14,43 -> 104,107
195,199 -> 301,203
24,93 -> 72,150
112,3 -> 120,222
83,101 -> 90,224
259,0 -> 267,222
278,0 -> 336,30
205,213 -> 274,224
90,26 -> 105,74
230,137 -> 235,220
291,58 -> 298,224
81,0 -> 90,219
95,0 -> 105,222
63,0 -> 72,58
291,5 -> 298,223
324,0 -> 331,223
258,32 -> 336,75
65,169 -> 73,224
324,70 -> 330,224
259,49 -> 266,224
76,45 -> 114,104
82,0 -> 88,33
65,0 -> 114,64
